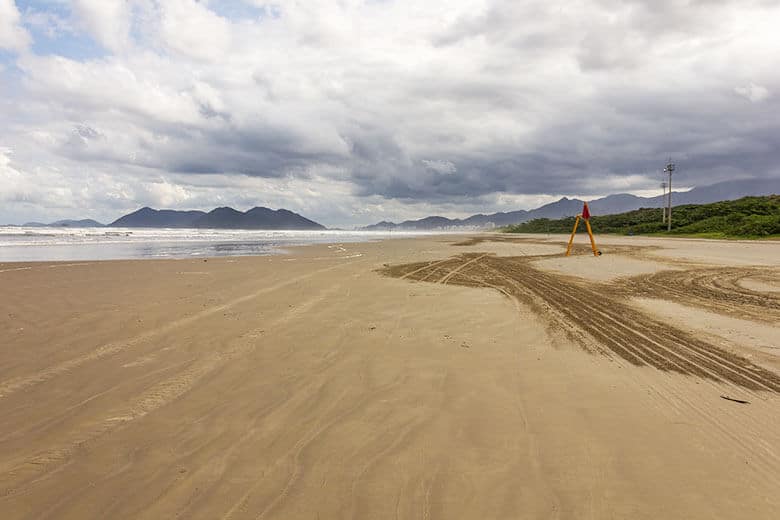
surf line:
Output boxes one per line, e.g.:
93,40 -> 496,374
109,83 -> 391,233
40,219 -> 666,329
0,267 -> 33,273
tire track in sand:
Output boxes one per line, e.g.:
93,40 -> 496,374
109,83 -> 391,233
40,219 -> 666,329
619,267 -> 780,322
385,254 -> 780,481
220,378 -> 401,520
464,259 -> 780,482
0,283 -> 345,500
437,254 -> 488,284
0,260 -> 356,400
383,256 -> 780,393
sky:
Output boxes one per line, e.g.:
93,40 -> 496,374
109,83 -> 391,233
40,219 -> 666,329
0,0 -> 778,227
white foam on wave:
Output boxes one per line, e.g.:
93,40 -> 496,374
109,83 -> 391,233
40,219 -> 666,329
0,226 -> 445,262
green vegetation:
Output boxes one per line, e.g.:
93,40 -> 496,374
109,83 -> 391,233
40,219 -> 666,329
504,195 -> 780,238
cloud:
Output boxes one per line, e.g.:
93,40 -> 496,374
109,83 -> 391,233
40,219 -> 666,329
0,0 -> 31,51
159,0 -> 232,61
735,83 -> 770,103
70,0 -> 132,52
1,0 -> 779,226
422,159 -> 457,175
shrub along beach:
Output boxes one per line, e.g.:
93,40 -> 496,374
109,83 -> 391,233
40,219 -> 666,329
505,195 -> 780,238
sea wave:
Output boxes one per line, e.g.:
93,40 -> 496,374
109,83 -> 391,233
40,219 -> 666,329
0,226 -> 442,262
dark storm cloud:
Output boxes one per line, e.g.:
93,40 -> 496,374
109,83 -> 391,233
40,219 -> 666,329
344,74 -> 780,201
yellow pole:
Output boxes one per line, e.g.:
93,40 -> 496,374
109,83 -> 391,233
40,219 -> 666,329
565,215 -> 580,256
585,219 -> 600,257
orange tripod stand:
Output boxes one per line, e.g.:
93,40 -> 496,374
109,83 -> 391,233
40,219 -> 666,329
565,202 -> 601,257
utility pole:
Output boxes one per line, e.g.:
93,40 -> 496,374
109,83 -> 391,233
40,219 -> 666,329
660,181 -> 667,223
664,159 -> 675,232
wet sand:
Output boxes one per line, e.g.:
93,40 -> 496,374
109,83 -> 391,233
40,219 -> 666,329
1,234 -> 778,519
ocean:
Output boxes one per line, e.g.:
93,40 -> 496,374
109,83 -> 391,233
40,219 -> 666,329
0,227 -> 437,262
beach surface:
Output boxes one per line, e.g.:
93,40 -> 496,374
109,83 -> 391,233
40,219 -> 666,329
1,234 -> 778,519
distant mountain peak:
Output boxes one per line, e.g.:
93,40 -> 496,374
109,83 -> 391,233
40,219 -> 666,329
109,206 -> 324,230
21,218 -> 105,227
50,219 -> 105,227
360,177 -> 778,231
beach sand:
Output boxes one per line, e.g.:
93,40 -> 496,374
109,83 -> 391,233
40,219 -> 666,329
1,234 -> 778,519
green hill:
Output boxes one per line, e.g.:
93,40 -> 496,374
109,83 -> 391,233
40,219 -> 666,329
504,195 -> 780,238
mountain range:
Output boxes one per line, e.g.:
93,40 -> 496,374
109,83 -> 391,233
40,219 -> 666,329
23,219 -> 106,227
361,178 -> 779,230
10,178 -> 777,231
109,206 -> 325,230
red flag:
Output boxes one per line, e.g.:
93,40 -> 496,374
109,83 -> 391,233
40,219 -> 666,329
582,202 -> 591,220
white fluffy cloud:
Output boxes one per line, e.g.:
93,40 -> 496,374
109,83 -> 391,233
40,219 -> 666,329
71,0 -> 132,52
1,0 -> 779,226
157,0 -> 232,61
0,0 -> 30,50
735,83 -> 770,103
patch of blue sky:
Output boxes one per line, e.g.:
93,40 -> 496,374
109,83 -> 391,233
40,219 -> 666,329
16,0 -> 108,61
14,0 -> 56,10
0,50 -> 20,71
15,0 -> 70,29
0,52 -> 24,94
29,29 -> 108,61
207,0 -> 281,22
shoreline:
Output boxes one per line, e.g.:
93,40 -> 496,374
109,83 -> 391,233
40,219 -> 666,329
0,231 -> 466,266
5,229 -> 779,268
